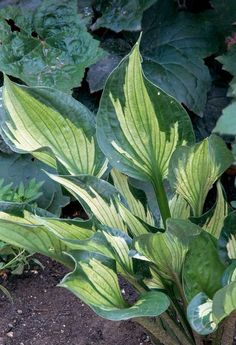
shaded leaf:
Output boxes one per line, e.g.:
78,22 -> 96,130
92,0 -> 156,32
218,211 -> 236,265
141,0 -> 219,114
0,152 -> 68,216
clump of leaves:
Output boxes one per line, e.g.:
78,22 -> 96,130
0,178 -> 43,203
0,0 -> 105,92
0,39 -> 235,345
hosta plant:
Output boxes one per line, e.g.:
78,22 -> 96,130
0,40 -> 235,345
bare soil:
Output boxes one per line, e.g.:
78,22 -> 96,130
0,257 -> 151,345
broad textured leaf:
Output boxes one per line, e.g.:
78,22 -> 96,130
97,40 -> 194,183
221,261 -> 236,286
218,211 -> 236,265
48,174 -> 149,237
187,292 -> 217,335
134,219 -> 201,281
0,1 -> 105,91
169,135 -> 233,217
1,79 -> 107,176
141,0 -> 219,114
60,251 -> 170,320
92,0 -> 156,32
111,169 -> 155,225
212,281 -> 236,323
0,216 -> 72,267
207,0 -> 236,38
0,152 -> 69,216
183,231 -> 225,301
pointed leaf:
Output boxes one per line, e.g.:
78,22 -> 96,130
48,174 -> 149,237
0,217 -> 72,267
1,79 -> 107,176
111,169 -> 155,225
183,231 -> 225,301
187,292 -> 217,335
169,135 -> 233,217
60,251 -> 170,320
96,40 -> 195,183
191,182 -> 228,239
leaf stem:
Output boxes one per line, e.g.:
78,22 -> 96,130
151,172 -> 171,228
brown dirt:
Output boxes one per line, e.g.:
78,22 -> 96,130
0,257 -> 151,345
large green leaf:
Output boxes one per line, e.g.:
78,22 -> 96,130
1,79 -> 107,176
0,214 -> 72,267
169,135 -> 233,217
218,211 -> 236,265
183,231 -> 225,301
0,1 -> 105,91
48,174 -> 149,237
141,0 -> 219,114
92,0 -> 156,32
60,251 -> 170,320
96,39 -> 194,183
187,292 -> 217,336
212,281 -> 236,323
134,218 -> 201,281
0,152 -> 69,216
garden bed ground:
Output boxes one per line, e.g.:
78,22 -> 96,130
0,257 -> 151,345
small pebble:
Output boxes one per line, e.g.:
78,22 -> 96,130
17,309 -> 23,315
6,331 -> 13,338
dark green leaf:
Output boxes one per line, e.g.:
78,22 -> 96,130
92,0 -> 156,32
0,0 -> 105,91
141,0 -> 219,114
183,231 -> 225,301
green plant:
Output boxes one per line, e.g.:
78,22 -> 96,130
0,40 -> 235,345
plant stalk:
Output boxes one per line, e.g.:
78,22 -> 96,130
151,173 -> 171,228
135,317 -> 175,345
220,311 -> 236,345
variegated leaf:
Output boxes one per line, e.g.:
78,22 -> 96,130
0,78 -> 107,176
169,135 -> 233,217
